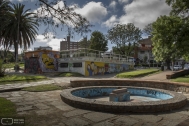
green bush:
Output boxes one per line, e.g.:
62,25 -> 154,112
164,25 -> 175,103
0,59 -> 6,77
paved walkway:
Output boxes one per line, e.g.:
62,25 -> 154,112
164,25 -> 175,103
0,70 -> 189,126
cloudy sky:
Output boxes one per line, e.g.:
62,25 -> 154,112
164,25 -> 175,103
11,0 -> 171,52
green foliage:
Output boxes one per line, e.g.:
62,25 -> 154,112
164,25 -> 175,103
171,75 -> 189,83
79,37 -> 91,48
0,59 -> 6,77
116,69 -> 160,78
166,0 -> 189,18
89,31 -> 108,52
152,15 -> 189,62
0,97 -> 16,116
143,23 -> 153,36
58,72 -> 83,77
3,62 -> 24,68
0,75 -> 47,84
1,3 -> 39,62
107,23 -> 142,55
22,84 -> 63,92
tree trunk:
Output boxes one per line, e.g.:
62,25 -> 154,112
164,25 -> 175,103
166,59 -> 171,70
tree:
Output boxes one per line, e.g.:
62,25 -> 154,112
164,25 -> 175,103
78,37 -> 91,48
166,0 -> 189,18
0,0 -> 11,45
107,23 -> 142,56
1,3 -> 38,64
152,15 -> 189,70
89,31 -> 108,52
36,0 -> 92,36
143,23 -> 153,36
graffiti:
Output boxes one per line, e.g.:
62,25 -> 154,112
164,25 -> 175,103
38,52 -> 59,72
24,57 -> 40,74
86,62 -> 105,76
85,61 -> 130,76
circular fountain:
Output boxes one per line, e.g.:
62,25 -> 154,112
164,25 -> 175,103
60,86 -> 187,113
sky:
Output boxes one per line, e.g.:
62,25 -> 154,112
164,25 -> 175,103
10,0 -> 172,53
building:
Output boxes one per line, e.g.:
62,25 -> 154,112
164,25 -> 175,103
134,36 -> 154,63
58,48 -> 134,76
60,36 -> 79,50
24,50 -> 59,73
34,46 -> 52,51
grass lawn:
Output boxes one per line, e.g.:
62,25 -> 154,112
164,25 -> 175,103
0,97 -> 16,116
22,84 -> 64,92
58,72 -> 83,77
171,75 -> 189,83
116,69 -> 160,78
0,75 -> 47,85
3,62 -> 24,68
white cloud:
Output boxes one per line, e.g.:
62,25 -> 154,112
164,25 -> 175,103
104,0 -> 171,29
109,1 -> 117,9
75,2 -> 108,23
31,34 -> 64,51
102,15 -> 119,28
118,0 -> 130,4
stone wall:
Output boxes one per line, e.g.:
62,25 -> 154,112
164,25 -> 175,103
166,70 -> 189,79
70,80 -> 189,93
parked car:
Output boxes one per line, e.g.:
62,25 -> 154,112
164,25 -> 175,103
184,64 -> 189,70
173,65 -> 182,71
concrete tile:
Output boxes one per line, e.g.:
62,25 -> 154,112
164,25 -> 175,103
65,117 -> 90,126
16,106 -> 34,112
92,120 -> 114,126
55,105 -> 75,111
113,116 -> 139,126
34,103 -> 50,110
158,113 -> 188,120
83,112 -> 116,122
62,109 -> 91,117
130,114 -> 162,123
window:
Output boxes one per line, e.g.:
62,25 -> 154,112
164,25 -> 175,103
140,51 -> 145,54
60,63 -> 68,68
73,63 -> 82,67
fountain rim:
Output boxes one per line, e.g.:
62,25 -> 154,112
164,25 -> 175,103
60,86 -> 187,113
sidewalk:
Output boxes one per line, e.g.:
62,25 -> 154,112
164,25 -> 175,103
0,70 -> 176,92
0,70 -> 189,126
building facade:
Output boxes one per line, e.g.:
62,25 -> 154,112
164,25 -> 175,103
34,46 -> 52,51
60,36 -> 79,50
134,36 -> 154,63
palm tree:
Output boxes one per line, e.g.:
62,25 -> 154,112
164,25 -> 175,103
1,3 -> 38,67
0,0 -> 11,43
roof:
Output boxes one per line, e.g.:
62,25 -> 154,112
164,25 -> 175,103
138,37 -> 152,45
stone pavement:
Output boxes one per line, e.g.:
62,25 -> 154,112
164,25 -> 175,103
0,90 -> 189,126
0,70 -> 189,126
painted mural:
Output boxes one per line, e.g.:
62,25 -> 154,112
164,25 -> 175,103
38,51 -> 59,72
85,61 -> 129,76
24,57 -> 41,74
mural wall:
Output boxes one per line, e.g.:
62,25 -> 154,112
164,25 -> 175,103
24,57 -> 40,74
85,61 -> 130,76
38,51 -> 59,72
24,50 -> 59,73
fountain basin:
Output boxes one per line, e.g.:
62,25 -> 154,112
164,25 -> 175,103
60,86 -> 187,113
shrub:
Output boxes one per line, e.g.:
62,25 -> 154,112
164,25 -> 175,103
0,59 -> 6,77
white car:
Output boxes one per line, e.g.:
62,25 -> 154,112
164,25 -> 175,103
184,64 -> 189,70
173,65 -> 182,71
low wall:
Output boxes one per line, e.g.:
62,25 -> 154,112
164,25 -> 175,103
70,80 -> 189,93
166,70 -> 189,79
